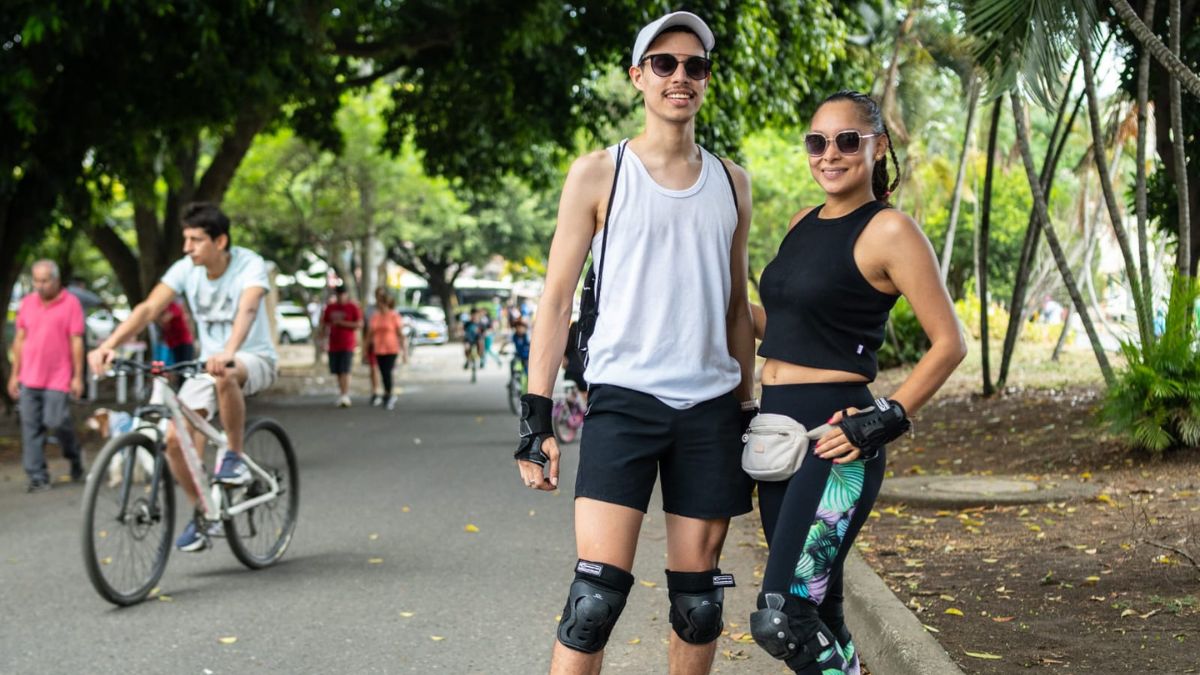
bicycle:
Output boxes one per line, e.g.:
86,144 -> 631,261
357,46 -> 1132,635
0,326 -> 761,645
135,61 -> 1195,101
464,341 -> 480,383
81,358 -> 299,606
506,357 -> 528,415
552,381 -> 587,443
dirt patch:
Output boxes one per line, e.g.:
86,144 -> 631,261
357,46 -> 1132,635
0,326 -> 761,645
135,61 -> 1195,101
859,363 -> 1200,673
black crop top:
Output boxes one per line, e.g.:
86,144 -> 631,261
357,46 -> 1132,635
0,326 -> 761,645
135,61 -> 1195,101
757,200 -> 900,380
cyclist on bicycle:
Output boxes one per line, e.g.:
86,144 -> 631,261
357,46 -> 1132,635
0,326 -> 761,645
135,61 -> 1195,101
462,307 -> 484,370
511,320 -> 531,376
88,202 -> 278,552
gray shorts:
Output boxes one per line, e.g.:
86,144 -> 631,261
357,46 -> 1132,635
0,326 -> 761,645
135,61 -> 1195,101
173,352 -> 277,419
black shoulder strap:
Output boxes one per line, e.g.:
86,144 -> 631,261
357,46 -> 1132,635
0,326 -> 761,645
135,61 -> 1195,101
594,140 -> 628,307
716,154 -> 739,215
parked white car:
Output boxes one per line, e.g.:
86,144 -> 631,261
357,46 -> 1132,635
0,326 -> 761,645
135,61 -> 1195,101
276,303 -> 313,344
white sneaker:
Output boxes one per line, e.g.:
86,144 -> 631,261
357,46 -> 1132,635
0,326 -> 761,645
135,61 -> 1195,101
385,395 -> 397,410
337,395 -> 352,408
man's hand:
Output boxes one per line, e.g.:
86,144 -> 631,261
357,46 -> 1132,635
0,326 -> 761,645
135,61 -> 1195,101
814,407 -> 863,464
87,347 -> 115,378
515,393 -> 559,491
518,436 -> 560,491
206,352 -> 237,377
6,373 -> 18,400
70,375 -> 84,399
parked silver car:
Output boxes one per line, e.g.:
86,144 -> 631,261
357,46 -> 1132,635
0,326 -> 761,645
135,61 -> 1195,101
276,303 -> 314,344
398,307 -> 448,346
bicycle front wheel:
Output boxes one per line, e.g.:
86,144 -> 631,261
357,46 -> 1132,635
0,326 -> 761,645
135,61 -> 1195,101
82,432 -> 175,606
224,418 -> 299,569
507,375 -> 522,415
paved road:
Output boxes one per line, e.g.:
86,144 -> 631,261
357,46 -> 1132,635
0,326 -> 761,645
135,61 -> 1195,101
0,346 -> 785,674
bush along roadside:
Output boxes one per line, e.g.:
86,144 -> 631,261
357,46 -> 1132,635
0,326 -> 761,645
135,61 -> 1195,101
1103,273 -> 1200,453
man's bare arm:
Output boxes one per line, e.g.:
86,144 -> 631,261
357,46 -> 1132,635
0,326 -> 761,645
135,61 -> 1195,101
723,159 -> 756,403
98,283 -> 177,352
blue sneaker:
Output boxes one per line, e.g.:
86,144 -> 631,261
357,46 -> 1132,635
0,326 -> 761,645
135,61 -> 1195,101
214,453 -> 251,486
176,520 -> 210,552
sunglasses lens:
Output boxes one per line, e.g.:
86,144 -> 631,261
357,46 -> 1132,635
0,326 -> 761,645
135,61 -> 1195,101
835,131 -> 862,154
684,57 -> 711,79
804,134 -> 828,156
649,54 -> 679,78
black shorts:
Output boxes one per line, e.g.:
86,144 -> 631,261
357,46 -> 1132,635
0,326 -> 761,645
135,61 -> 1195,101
328,350 -> 353,374
170,343 -> 195,365
576,384 -> 752,519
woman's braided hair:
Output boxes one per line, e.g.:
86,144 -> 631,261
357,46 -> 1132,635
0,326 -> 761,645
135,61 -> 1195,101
817,91 -> 901,205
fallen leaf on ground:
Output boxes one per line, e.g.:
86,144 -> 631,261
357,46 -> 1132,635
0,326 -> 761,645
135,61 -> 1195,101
944,608 -> 964,616
430,636 -> 445,641
964,650 -> 1002,660
401,506 -> 411,513
368,558 -> 384,564
721,649 -> 749,660
464,524 -> 480,533
218,637 -> 237,645
400,612 -> 414,618
158,595 -> 173,602
923,624 -> 941,633
628,637 -> 641,645
369,533 -> 379,540
992,616 -> 1014,622
639,580 -> 657,588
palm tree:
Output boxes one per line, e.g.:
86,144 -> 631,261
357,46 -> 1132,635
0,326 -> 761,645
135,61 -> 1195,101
1108,0 -> 1200,98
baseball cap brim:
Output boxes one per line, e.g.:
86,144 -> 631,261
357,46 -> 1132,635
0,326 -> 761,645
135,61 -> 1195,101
631,11 -> 715,67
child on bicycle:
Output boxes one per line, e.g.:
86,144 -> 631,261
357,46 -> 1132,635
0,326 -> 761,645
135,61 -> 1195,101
462,307 -> 484,370
511,320 -> 531,377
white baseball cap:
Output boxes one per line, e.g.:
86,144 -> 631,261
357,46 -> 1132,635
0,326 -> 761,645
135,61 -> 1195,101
631,11 -> 715,67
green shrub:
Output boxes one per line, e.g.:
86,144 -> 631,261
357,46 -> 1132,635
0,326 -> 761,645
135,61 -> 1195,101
1102,274 -> 1200,453
878,297 -> 930,368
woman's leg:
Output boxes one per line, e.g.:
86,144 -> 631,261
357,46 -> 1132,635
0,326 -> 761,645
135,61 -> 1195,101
751,383 -> 881,675
377,354 -> 397,397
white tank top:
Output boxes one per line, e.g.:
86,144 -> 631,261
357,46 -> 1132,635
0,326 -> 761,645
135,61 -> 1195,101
583,142 -> 742,409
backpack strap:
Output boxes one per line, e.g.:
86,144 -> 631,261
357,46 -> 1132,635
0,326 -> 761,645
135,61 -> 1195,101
716,155 -> 739,216
594,140 -> 628,308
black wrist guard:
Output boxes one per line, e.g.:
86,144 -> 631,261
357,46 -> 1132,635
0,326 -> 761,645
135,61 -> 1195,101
838,398 -> 909,459
515,394 -> 554,466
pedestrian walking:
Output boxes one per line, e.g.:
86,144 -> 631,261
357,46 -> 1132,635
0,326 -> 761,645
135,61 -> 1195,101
746,91 -> 966,674
367,289 -> 407,410
514,12 -> 756,674
7,260 -> 86,492
320,285 -> 362,408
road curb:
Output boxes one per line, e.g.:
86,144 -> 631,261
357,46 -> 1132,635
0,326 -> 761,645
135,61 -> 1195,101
843,548 -> 965,675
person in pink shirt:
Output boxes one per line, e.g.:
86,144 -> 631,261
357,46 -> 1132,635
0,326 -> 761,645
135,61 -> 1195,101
6,260 -> 86,492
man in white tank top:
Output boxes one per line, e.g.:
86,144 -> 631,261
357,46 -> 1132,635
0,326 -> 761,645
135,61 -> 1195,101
513,11 -> 757,674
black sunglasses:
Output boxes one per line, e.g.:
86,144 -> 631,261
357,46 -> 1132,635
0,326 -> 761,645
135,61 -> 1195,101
639,53 -> 712,81
804,130 -> 881,156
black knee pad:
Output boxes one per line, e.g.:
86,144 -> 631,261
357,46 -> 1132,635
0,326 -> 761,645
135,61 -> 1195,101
557,560 -> 635,654
818,601 -> 853,647
666,569 -> 736,644
750,592 -> 839,672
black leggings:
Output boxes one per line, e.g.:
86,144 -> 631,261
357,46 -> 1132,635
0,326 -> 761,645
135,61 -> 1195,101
757,382 -> 886,674
376,354 -> 398,396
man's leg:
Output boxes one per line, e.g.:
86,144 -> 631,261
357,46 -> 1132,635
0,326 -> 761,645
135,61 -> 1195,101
164,418 -> 202,505
664,514 -> 731,675
549,498 -> 643,675
18,387 -> 49,485
213,361 -> 250,454
42,389 -> 84,478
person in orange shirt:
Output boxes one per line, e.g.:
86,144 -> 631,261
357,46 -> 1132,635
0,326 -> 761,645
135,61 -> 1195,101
366,290 -> 408,410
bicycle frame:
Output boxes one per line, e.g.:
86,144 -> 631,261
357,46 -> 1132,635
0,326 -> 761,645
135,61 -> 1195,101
120,369 -> 281,523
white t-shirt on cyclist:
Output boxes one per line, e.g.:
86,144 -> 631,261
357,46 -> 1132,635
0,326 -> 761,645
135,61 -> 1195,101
161,247 -> 277,364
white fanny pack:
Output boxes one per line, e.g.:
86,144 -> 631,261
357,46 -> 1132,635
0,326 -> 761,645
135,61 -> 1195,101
740,413 -> 836,482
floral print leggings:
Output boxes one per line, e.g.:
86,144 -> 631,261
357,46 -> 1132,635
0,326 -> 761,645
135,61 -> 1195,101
757,383 -> 888,675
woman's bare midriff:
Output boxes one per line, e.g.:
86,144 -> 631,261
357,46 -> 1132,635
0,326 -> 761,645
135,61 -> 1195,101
760,359 -> 870,386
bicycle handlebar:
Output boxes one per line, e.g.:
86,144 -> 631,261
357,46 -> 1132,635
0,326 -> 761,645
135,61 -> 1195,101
103,358 -> 235,378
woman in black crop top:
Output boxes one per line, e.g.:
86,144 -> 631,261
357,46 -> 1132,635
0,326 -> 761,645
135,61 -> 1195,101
746,91 -> 966,674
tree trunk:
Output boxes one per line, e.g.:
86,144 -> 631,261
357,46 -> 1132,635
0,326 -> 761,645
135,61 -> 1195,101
1169,0 -> 1193,275
1109,0 -> 1200,98
997,79 -> 1085,389
880,7 -> 918,145
940,74 -> 980,283
1136,0 -> 1159,315
1011,95 -> 1116,386
1051,303 -> 1074,361
1080,25 -> 1153,347
977,97 -> 1002,397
